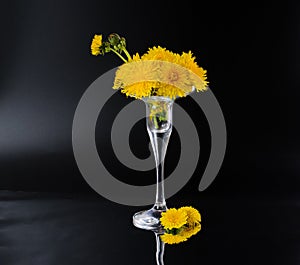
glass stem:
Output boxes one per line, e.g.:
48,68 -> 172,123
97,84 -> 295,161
148,130 -> 171,211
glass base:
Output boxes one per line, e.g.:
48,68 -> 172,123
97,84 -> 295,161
133,206 -> 167,231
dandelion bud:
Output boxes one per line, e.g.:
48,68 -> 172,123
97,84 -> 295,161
108,33 -> 121,46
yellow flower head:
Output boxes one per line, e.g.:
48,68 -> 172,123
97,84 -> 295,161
180,206 -> 201,224
157,61 -> 193,97
141,47 -> 207,98
160,233 -> 188,244
178,51 -> 209,91
160,208 -> 187,229
113,53 -> 159,99
179,206 -> 201,239
91,34 -> 103,56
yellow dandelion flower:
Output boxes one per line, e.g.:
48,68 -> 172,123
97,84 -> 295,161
178,51 -> 209,91
160,208 -> 187,229
177,206 -> 202,239
113,54 -> 159,99
158,61 -> 193,95
181,223 -> 201,239
141,47 -> 198,98
91,34 -> 102,56
180,206 -> 201,224
160,233 -> 188,244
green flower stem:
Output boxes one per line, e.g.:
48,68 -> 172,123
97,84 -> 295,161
110,48 -> 127,63
122,48 -> 132,61
153,116 -> 159,129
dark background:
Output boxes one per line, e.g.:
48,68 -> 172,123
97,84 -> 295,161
0,1 -> 299,265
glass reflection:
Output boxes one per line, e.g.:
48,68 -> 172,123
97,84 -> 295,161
154,232 -> 165,265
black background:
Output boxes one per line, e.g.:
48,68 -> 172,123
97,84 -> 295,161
0,1 -> 299,265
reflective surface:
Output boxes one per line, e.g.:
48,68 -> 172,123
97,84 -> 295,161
0,191 -> 299,265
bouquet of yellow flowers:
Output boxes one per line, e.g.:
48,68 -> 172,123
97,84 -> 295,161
91,33 -> 208,99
